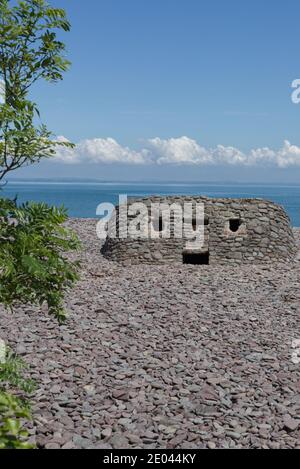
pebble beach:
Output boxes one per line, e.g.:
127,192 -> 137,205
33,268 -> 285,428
0,218 -> 300,449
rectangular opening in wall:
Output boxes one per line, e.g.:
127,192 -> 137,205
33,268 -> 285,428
183,251 -> 209,265
229,219 -> 241,233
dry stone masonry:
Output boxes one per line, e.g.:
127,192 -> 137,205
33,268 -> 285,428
102,196 -> 296,265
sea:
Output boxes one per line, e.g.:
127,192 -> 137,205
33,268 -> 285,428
2,180 -> 300,227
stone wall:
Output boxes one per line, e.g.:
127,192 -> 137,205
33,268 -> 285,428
101,196 -> 297,265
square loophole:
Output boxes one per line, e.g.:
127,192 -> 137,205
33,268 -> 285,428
229,219 -> 242,233
183,251 -> 209,265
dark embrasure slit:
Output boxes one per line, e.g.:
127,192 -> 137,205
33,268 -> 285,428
183,252 -> 209,265
229,219 -> 241,233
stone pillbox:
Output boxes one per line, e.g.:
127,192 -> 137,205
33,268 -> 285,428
101,196 -> 297,265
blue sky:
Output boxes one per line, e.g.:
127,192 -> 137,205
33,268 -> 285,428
12,0 -> 300,181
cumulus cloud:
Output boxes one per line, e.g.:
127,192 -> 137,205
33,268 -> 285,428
146,136 -> 213,165
54,137 -> 150,165
53,136 -> 300,168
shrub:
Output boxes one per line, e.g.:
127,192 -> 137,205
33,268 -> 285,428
0,340 -> 35,449
0,198 -> 80,322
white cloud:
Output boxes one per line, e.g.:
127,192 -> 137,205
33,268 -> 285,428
247,140 -> 300,167
146,137 -> 213,165
213,145 -> 247,165
54,137 -> 150,165
53,136 -> 300,168
277,140 -> 300,167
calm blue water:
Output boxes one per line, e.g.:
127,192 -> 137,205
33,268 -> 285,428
2,181 -> 300,226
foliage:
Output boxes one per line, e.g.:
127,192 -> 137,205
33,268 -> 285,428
0,346 -> 35,394
0,0 -> 74,181
0,0 -> 71,95
0,342 -> 35,449
0,1 -> 79,450
0,0 -> 79,322
0,197 -> 80,448
0,98 -> 74,182
0,391 -> 33,449
0,197 -> 80,322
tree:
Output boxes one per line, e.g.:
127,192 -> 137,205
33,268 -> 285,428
0,0 -> 80,318
0,0 -> 80,448
0,0 -> 74,181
